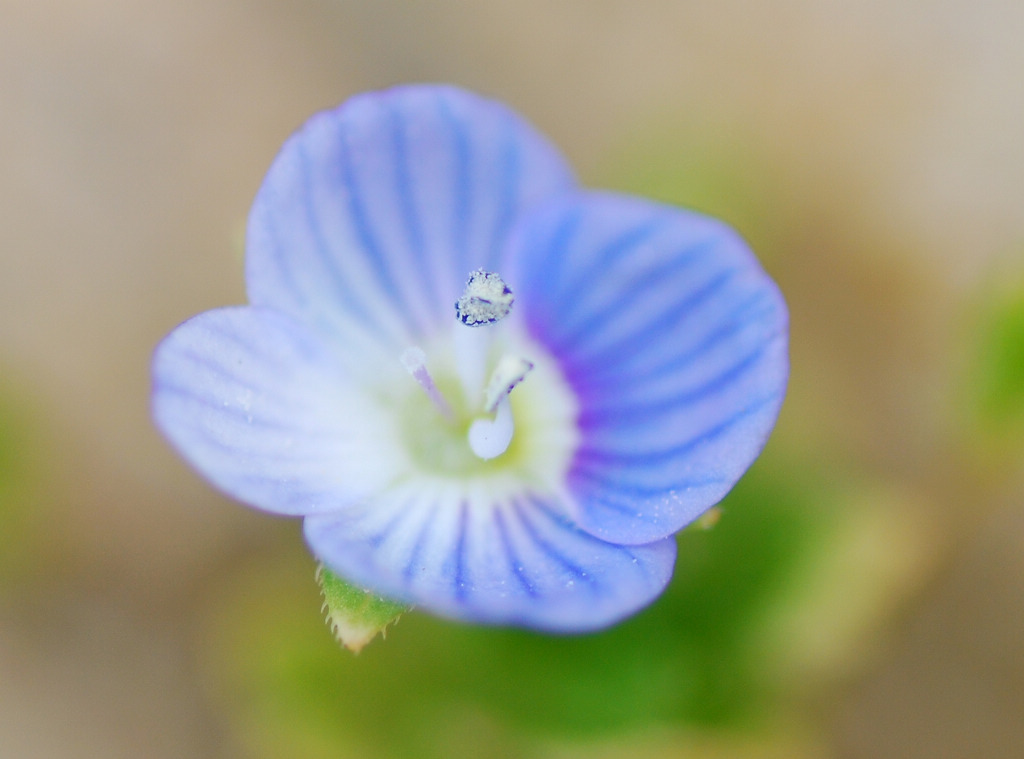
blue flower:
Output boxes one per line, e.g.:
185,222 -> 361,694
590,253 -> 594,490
152,85 -> 788,632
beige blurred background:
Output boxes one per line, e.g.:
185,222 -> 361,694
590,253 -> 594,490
2,1 -> 1023,757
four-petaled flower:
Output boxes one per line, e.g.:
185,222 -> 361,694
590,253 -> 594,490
152,85 -> 788,632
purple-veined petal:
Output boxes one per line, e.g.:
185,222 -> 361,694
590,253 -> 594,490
153,84 -> 790,634
303,483 -> 676,632
152,307 -> 406,516
246,85 -> 576,351
511,192 -> 789,545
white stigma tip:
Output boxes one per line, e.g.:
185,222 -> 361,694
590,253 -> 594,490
468,400 -> 515,460
455,269 -> 514,327
400,346 -> 453,418
400,346 -> 427,374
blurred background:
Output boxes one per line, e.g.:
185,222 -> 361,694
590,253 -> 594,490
2,1 -> 1023,757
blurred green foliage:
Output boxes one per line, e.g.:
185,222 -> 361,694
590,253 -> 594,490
201,461 -> 836,759
971,273 -> 1024,435
0,372 -> 45,587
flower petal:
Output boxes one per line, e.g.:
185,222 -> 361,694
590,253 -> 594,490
152,307 -> 405,515
246,85 -> 576,351
512,192 -> 789,545
303,484 -> 676,632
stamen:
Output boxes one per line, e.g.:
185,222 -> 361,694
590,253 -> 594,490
483,356 -> 534,413
468,399 -> 515,460
401,347 -> 453,419
452,324 -> 490,405
455,269 -> 514,327
468,356 -> 532,460
448,269 -> 531,460
452,270 -> 515,401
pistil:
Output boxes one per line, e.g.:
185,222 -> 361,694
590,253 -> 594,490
400,346 -> 453,420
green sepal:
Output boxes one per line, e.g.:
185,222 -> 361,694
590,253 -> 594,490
694,506 -> 723,530
316,565 -> 411,653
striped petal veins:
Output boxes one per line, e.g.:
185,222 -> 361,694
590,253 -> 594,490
151,85 -> 787,632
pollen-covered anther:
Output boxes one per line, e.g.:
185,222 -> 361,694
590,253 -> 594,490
455,269 -> 515,326
483,355 -> 534,413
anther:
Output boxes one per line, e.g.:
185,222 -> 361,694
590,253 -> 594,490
483,356 -> 534,413
455,269 -> 514,326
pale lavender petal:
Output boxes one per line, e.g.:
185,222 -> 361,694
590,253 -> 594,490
153,84 -> 789,633
152,307 -> 405,516
246,85 -> 576,350
303,486 -> 676,632
511,192 -> 789,545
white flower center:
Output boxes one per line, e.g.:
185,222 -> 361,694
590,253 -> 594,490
397,270 -> 577,485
